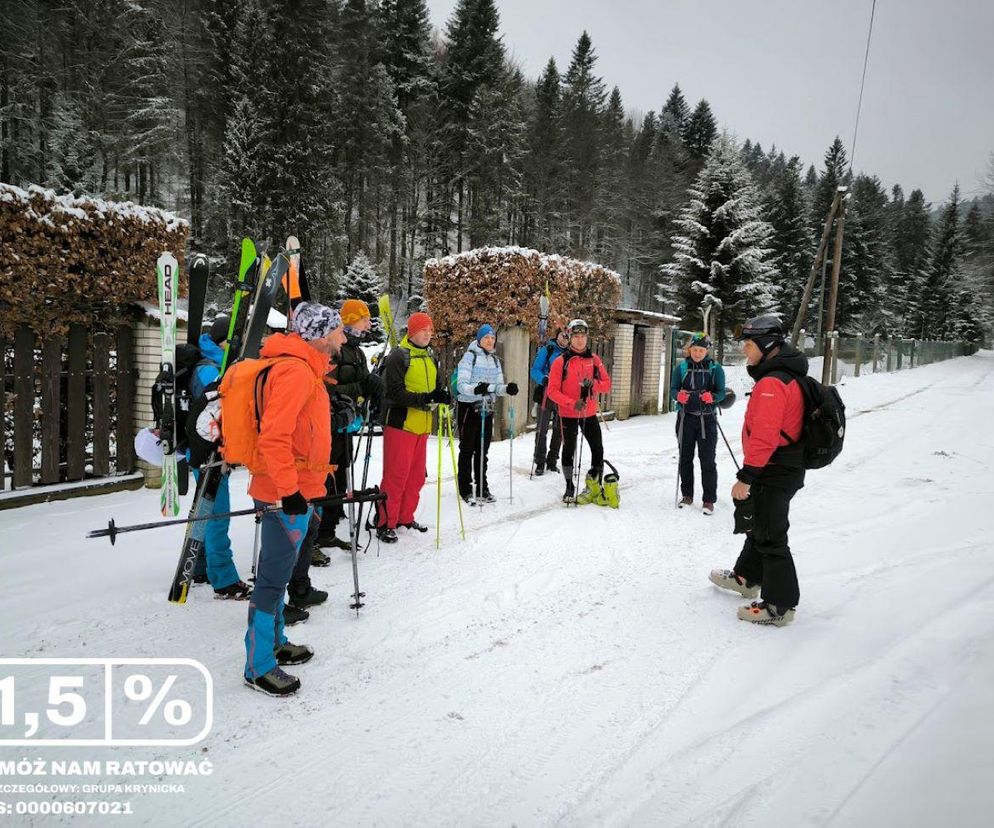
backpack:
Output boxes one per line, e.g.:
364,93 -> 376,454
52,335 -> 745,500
450,350 -> 476,401
151,343 -> 211,453
776,374 -> 846,470
187,356 -> 321,472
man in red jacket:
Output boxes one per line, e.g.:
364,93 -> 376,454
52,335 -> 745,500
546,318 -> 612,503
709,315 -> 806,627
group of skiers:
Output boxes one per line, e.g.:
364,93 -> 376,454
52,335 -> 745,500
182,300 -> 807,696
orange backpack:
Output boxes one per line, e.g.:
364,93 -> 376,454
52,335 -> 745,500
217,356 -> 321,472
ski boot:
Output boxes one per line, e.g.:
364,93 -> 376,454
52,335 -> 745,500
282,604 -> 309,627
275,642 -> 314,666
533,463 -> 545,477
288,585 -> 328,609
478,490 -> 497,504
575,475 -> 602,506
214,580 -> 252,600
376,526 -> 398,544
709,568 -> 760,599
546,456 -> 559,473
316,533 -> 351,551
737,601 -> 795,627
310,547 -> 331,567
400,520 -> 429,533
244,666 -> 300,697
562,478 -> 576,504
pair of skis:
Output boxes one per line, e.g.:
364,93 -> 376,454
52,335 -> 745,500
166,241 -> 286,603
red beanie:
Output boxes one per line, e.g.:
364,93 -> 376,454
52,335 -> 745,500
407,312 -> 433,338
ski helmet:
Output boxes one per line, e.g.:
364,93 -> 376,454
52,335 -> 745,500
718,388 -> 737,410
735,315 -> 784,353
568,318 -> 589,334
689,331 -> 712,349
208,315 -> 231,344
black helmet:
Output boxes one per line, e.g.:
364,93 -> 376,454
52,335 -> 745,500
208,315 -> 232,344
734,314 -> 783,341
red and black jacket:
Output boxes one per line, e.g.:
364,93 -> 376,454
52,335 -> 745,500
739,344 -> 807,485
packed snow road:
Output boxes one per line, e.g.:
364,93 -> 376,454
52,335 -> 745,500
2,352 -> 992,826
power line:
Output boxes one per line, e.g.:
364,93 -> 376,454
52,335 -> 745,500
849,0 -> 877,175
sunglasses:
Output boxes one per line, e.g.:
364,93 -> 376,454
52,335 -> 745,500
570,326 -> 589,335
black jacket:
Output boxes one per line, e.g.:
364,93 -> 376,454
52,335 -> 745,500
331,331 -> 382,406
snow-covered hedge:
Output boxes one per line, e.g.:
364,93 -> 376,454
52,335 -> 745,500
0,183 -> 189,336
423,246 -> 622,347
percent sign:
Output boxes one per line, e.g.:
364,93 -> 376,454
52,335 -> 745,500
124,674 -> 192,726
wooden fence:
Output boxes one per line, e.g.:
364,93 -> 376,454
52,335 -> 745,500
1,324 -> 136,490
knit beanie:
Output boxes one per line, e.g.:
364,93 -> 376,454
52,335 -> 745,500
340,299 -> 371,327
406,312 -> 433,339
291,302 -> 342,341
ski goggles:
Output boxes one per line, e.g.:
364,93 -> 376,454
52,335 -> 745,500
689,332 -> 712,348
568,319 -> 589,335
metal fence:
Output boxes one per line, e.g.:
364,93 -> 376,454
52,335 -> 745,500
669,328 -> 978,387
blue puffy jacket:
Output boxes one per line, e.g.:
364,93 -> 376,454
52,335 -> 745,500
456,341 -> 506,403
189,333 -> 224,400
530,338 -> 565,386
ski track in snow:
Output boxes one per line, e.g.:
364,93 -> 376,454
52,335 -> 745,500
2,353 -> 993,826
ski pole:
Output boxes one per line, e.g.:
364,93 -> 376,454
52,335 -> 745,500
250,512 -> 261,582
443,405 -> 466,540
574,417 -> 585,508
88,491 -> 386,545
675,408 -> 686,508
714,411 -> 741,470
508,400 -> 515,502
478,396 -> 488,506
345,441 -> 364,614
436,405 -> 444,550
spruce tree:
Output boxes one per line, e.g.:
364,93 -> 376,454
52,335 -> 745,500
659,84 -> 688,138
763,156 -> 812,325
888,188 -> 932,336
922,185 -> 962,338
659,132 -> 779,339
522,57 -> 566,251
560,31 -> 606,255
683,99 -> 717,159
338,252 -> 387,341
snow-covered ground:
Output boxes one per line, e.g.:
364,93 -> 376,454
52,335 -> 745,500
2,352 -> 993,826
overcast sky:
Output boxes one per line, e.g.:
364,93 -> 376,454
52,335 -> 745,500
426,0 -> 994,205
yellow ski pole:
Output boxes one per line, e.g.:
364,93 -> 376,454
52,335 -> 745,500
436,405 -> 444,550
444,404 -> 466,540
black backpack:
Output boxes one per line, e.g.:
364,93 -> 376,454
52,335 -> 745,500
777,374 -> 846,469
151,342 -> 212,464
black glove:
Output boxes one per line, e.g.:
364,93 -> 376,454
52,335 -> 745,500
541,376 -> 548,386
331,395 -> 358,433
282,491 -> 308,515
473,381 -> 491,395
428,386 -> 451,405
506,382 -> 519,396
733,496 -> 755,535
365,371 -> 384,402
579,378 -> 594,400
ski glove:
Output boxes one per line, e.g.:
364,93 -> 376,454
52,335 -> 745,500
473,381 -> 491,396
733,496 -> 755,535
677,390 -> 691,405
700,391 -> 715,405
282,491 -> 309,515
428,386 -> 451,405
573,398 -> 586,413
579,378 -> 594,401
506,382 -> 519,396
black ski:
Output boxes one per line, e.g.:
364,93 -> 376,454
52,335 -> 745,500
186,253 -> 210,345
167,252 -> 285,604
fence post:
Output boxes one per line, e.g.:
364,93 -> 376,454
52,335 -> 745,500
66,326 -> 87,481
13,327 -> 35,488
910,339 -> 917,368
92,332 -> 111,477
829,331 -> 839,385
661,325 -> 673,414
896,340 -> 903,370
854,332 -> 863,377
872,333 -> 880,373
116,326 -> 136,473
40,335 -> 63,485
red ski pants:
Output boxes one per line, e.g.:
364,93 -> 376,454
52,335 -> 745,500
378,426 -> 428,529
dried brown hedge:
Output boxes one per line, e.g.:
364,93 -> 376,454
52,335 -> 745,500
0,183 -> 189,337
423,246 -> 622,349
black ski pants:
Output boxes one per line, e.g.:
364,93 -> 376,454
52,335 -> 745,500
733,476 -> 803,609
560,414 -> 604,483
289,509 -> 321,597
457,401 -> 493,497
676,411 -> 718,503
533,401 -> 562,469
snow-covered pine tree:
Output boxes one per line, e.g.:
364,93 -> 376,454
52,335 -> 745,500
887,187 -> 932,336
658,84 -> 689,138
339,252 -> 387,342
522,57 -> 566,252
763,156 -> 813,326
683,99 -> 717,160
658,132 -> 779,341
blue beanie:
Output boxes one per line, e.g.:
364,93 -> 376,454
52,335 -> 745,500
476,323 -> 495,343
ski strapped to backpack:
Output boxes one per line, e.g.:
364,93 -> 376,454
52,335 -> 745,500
155,252 -> 181,516
770,372 -> 846,469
